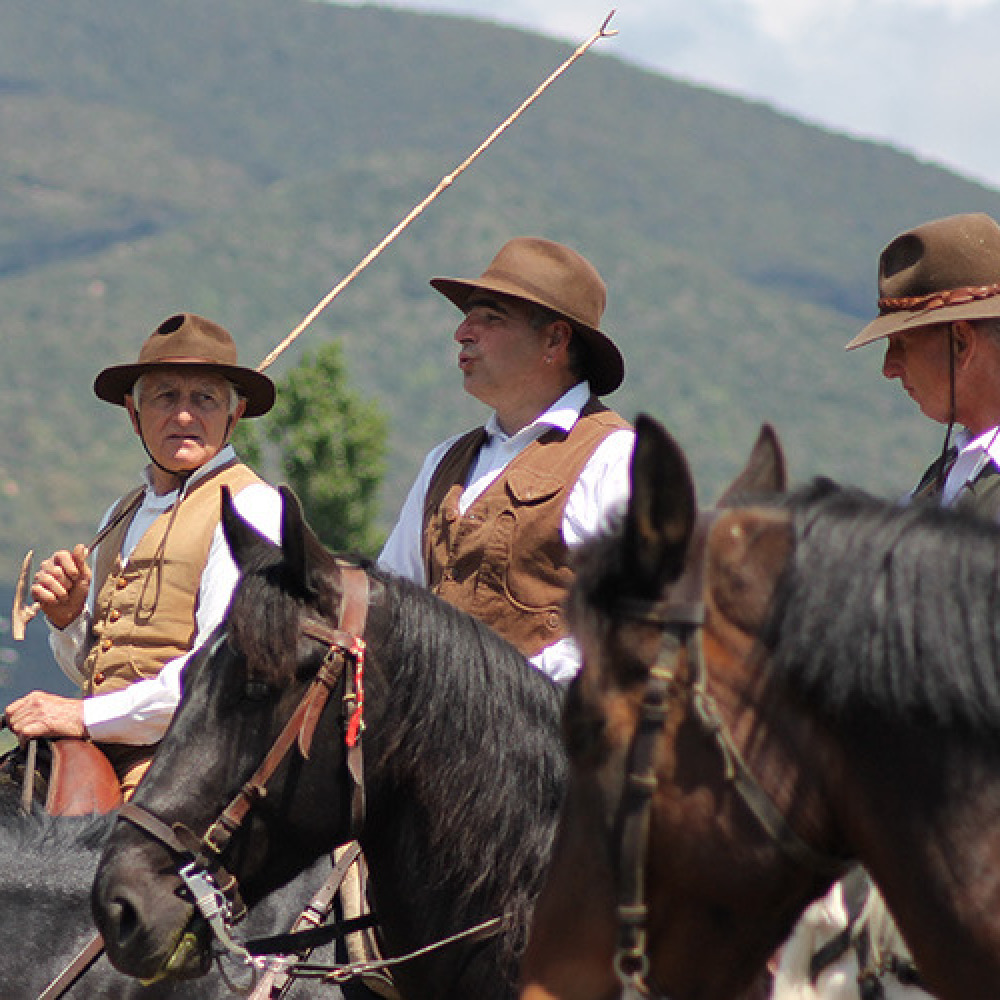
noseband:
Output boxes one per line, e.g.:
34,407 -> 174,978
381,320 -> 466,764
116,564 -> 371,965
609,515 -> 841,999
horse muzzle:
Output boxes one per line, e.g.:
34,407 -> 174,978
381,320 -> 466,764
93,847 -> 214,981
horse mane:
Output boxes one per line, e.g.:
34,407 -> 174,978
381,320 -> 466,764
766,479 -> 1000,735
360,564 -> 566,962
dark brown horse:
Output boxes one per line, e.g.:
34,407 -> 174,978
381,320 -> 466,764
520,414 -> 1000,1000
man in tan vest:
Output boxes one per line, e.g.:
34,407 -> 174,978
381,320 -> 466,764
3,313 -> 282,796
379,237 -> 633,682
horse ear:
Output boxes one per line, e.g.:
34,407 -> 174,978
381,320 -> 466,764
623,414 -> 697,593
220,484 -> 274,569
278,485 -> 318,598
716,423 -> 787,507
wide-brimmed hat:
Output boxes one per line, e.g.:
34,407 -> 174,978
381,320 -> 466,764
846,213 -> 1000,350
430,237 -> 625,395
94,313 -> 275,417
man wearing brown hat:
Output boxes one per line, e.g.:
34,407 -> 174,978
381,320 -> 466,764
3,313 -> 281,795
379,237 -> 633,682
847,212 -> 1000,515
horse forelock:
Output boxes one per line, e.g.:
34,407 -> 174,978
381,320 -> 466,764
767,481 -> 1000,735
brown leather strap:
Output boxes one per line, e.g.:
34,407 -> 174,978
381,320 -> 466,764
37,933 -> 104,1000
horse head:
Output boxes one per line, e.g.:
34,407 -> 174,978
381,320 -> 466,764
92,485 -> 363,982
521,415 -> 844,1000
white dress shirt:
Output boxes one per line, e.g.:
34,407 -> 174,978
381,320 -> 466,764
378,383 -> 634,683
940,425 -> 1000,508
49,446 -> 283,743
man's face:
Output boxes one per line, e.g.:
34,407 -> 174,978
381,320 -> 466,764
126,371 -> 245,476
881,325 -> 953,423
453,293 -> 549,409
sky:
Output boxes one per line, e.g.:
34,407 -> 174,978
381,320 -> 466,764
348,0 -> 1000,192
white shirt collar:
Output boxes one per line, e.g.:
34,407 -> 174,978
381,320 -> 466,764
141,444 -> 238,509
942,426 -> 1000,504
483,382 -> 590,444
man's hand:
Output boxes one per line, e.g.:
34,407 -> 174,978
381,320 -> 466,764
3,691 -> 87,740
31,543 -> 91,629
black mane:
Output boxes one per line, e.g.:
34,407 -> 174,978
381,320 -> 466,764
768,480 -> 1000,734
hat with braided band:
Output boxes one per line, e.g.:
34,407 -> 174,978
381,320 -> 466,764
846,213 -> 1000,350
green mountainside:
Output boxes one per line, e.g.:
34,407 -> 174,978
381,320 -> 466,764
1,0 -> 999,699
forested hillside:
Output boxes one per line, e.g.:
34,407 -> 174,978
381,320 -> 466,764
1,0 -> 998,605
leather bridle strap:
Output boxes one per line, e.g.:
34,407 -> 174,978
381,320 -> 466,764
613,607 -> 703,999
37,932 -> 105,1000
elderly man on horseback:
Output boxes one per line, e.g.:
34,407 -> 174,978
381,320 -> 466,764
3,314 -> 282,798
378,237 -> 634,681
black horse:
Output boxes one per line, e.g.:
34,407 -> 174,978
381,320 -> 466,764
91,486 -> 567,1000
0,796 -> 371,998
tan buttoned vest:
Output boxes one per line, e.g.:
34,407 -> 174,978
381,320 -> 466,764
422,398 -> 630,658
84,461 -> 261,697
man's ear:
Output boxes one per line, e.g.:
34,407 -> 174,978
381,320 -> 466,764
951,320 -> 975,362
124,396 -> 141,436
545,319 -> 573,356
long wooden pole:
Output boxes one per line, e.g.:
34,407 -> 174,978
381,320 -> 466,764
255,10 -> 618,373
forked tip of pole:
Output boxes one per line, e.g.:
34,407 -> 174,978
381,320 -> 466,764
600,10 -> 619,37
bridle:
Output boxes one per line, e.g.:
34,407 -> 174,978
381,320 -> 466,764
116,562 -> 371,967
607,513 -> 844,999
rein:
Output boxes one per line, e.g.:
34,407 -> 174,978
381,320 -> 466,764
609,514 -> 842,999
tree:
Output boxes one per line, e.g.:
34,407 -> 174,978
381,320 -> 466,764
235,340 -> 388,557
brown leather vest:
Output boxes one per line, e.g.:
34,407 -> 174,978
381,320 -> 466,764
422,398 -> 630,657
83,461 -> 262,696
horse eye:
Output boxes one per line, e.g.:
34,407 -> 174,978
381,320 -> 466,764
244,680 -> 271,702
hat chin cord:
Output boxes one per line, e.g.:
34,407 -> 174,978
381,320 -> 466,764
933,328 -> 958,492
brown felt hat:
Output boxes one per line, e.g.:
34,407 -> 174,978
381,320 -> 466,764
431,237 -> 625,395
846,213 -> 1000,350
94,313 -> 275,417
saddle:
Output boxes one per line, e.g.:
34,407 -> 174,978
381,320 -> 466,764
0,737 -> 122,815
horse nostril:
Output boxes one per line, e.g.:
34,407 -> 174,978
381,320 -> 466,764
107,894 -> 142,950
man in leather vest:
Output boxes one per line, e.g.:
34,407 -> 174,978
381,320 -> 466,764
3,313 -> 282,795
379,237 -> 634,683
846,212 -> 1000,518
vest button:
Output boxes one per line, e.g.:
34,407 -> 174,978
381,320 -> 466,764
116,577 -> 128,590
93,671 -> 106,685
101,638 -> 113,652
443,568 -> 455,582
109,609 -> 121,623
